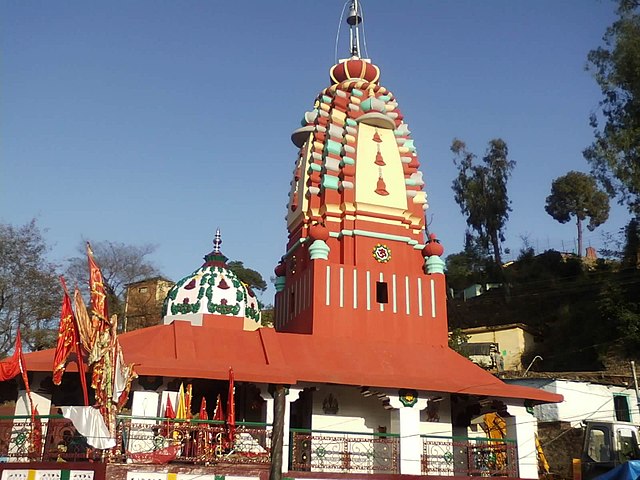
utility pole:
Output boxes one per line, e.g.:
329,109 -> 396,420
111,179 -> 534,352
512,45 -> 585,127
631,361 -> 640,410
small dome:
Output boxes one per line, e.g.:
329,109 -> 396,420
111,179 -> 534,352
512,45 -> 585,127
162,229 -> 261,330
329,57 -> 380,84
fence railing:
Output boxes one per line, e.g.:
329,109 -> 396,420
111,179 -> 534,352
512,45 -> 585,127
421,435 -> 518,477
0,415 -> 270,465
114,417 -> 271,465
290,429 -> 400,474
0,415 -> 519,476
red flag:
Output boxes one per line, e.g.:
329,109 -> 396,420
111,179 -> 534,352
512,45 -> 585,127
53,277 -> 78,385
53,278 -> 89,405
0,331 -> 24,381
213,393 -> 224,421
29,406 -> 42,459
227,367 -> 235,443
199,397 -> 208,420
165,396 -> 175,419
1,331 -> 35,420
87,243 -> 108,328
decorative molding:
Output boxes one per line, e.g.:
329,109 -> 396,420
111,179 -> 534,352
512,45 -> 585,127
398,389 -> 418,407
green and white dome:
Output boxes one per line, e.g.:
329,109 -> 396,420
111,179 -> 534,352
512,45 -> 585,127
162,229 -> 262,330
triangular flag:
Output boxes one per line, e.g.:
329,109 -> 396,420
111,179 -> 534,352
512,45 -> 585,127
176,383 -> 187,420
199,397 -> 208,420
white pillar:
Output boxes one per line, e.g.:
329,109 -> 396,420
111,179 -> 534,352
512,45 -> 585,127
506,403 -> 538,479
260,385 -> 303,474
282,387 -> 303,473
389,393 -> 428,475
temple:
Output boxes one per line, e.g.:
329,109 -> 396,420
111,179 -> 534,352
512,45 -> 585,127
1,3 -> 561,480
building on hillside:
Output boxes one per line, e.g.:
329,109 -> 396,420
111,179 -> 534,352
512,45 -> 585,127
460,283 -> 503,301
124,276 -> 175,332
505,374 -> 640,479
459,323 -> 537,372
2,3 -> 562,480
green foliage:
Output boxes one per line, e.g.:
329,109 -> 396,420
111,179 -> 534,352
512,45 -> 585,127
227,261 -> 267,293
598,279 -> 640,354
585,0 -> 640,215
545,171 -> 610,256
0,220 -> 59,355
622,218 -> 640,268
448,328 -> 470,356
445,233 -> 492,291
451,138 -> 515,266
260,304 -> 274,327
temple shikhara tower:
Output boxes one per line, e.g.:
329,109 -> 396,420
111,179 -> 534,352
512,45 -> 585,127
6,3 -> 562,480
274,5 -> 439,343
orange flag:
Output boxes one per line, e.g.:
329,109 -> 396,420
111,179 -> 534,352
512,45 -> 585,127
73,287 -> 93,352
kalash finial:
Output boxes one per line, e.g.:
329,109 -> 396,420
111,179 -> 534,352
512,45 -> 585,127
330,0 -> 379,85
347,0 -> 363,57
203,227 -> 228,266
213,227 -> 222,254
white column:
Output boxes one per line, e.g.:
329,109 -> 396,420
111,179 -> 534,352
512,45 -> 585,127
282,387 -> 303,473
389,394 -> 428,475
505,403 -> 538,479
260,385 -> 303,474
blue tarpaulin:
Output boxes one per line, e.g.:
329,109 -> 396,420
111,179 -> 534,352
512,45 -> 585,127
596,461 -> 640,480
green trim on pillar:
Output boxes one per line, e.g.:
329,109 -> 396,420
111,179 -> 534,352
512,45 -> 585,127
426,255 -> 445,274
352,229 -> 411,243
346,118 -> 358,127
325,140 -> 342,157
309,239 -> 330,260
60,471 -> 70,480
309,163 -> 322,172
351,88 -> 364,97
341,156 -> 355,165
398,389 -> 418,407
322,175 -> 340,190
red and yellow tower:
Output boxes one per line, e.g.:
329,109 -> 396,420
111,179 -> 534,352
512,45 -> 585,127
274,5 -> 448,347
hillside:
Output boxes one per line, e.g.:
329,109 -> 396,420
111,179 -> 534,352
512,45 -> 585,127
446,251 -> 640,372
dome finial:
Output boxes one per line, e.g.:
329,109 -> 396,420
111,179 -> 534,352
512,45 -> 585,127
213,227 -> 222,255
203,227 -> 228,266
347,0 -> 363,57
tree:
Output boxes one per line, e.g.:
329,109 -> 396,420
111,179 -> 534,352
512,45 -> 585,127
545,171 -> 610,257
451,138 -> 516,267
65,240 -> 160,323
227,260 -> 267,293
445,233 -> 492,291
0,220 -> 60,355
584,0 -> 640,216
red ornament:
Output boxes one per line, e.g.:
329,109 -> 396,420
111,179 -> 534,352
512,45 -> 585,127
274,262 -> 286,277
329,58 -> 380,84
422,233 -> 444,257
309,222 -> 330,242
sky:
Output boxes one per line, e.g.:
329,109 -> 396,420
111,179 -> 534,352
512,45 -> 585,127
1,0 -> 630,303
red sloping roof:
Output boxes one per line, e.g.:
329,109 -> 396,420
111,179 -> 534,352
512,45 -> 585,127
22,319 -> 561,404
276,334 -> 561,403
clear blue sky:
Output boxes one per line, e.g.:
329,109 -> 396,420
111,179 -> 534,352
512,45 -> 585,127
1,1 -> 629,302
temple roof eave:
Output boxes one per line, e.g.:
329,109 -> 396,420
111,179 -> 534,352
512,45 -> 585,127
21,321 -> 562,405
